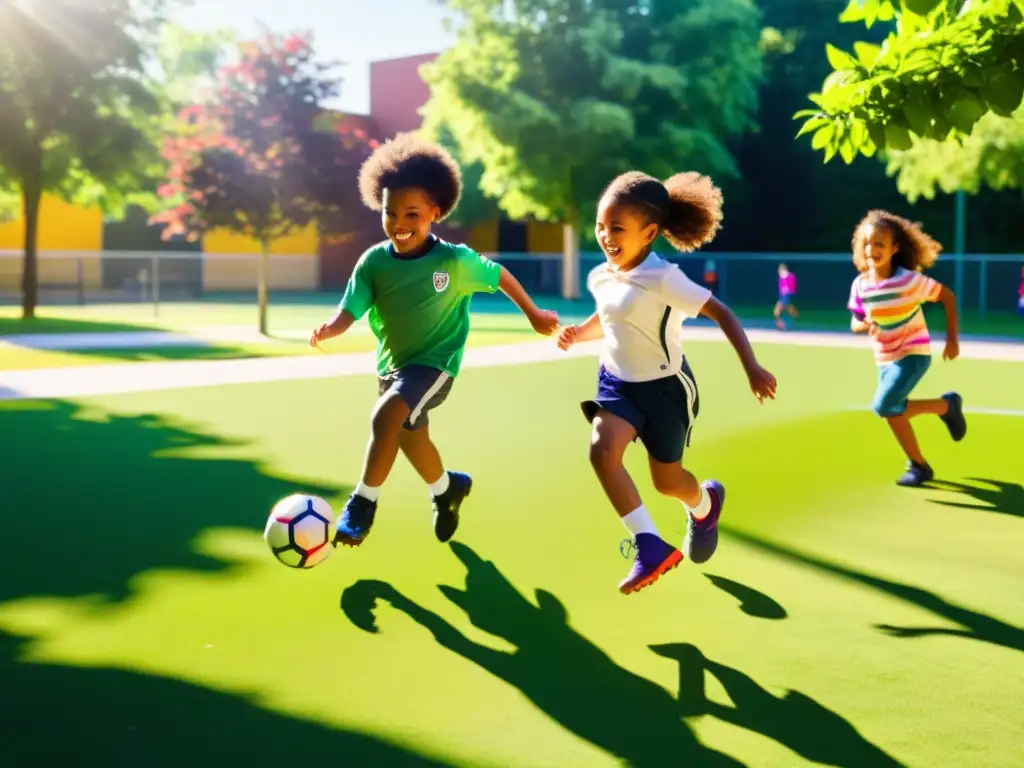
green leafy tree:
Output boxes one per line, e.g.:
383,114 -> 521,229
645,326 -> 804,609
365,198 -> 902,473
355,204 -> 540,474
795,0 -> 1024,162
886,106 -> 1024,200
422,0 -> 763,297
152,32 -> 375,334
0,0 -> 164,318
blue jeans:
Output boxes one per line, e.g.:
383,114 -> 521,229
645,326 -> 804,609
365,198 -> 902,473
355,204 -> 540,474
872,356 -> 932,417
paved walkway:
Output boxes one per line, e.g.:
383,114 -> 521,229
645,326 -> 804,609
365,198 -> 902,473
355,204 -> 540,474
1,326 -> 1021,401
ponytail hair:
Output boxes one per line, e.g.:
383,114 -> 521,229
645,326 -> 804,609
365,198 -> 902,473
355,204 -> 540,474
600,170 -> 723,252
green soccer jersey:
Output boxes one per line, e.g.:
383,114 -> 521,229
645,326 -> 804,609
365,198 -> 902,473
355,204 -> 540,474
339,237 -> 502,377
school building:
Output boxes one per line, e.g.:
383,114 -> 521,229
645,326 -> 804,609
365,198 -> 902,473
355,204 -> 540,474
0,52 -> 565,298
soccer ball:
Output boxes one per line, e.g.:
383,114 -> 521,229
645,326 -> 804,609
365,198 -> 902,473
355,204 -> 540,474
264,494 -> 336,569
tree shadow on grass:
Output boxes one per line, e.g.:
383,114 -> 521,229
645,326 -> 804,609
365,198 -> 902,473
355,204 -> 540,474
724,527 -> 1024,653
0,397 -> 346,605
342,542 -> 747,768
928,477 -> 1024,520
0,315 -> 161,336
0,399 -> 446,765
0,632 -> 450,766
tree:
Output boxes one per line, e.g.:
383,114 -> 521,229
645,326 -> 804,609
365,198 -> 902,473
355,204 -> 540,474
151,31 -> 375,334
422,0 -> 763,298
0,0 -> 164,318
795,0 -> 1024,162
885,106 -> 1024,200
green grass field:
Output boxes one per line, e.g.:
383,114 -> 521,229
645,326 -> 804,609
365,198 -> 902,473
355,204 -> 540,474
1,313 -> 1022,766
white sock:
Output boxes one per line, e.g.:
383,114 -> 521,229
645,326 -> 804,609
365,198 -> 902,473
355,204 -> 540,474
621,504 -> 659,538
428,472 -> 450,497
685,486 -> 712,520
354,482 -> 380,502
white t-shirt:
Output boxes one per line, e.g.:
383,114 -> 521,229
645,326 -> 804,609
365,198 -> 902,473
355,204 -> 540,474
587,252 -> 712,382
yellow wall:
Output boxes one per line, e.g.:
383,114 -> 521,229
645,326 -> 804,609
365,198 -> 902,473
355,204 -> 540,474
202,225 -> 319,255
0,252 -> 102,290
0,195 -> 102,250
202,255 -> 318,291
526,221 -> 562,253
466,220 -> 498,253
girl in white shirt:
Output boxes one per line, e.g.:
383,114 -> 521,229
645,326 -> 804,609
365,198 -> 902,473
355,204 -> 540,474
558,171 -> 777,595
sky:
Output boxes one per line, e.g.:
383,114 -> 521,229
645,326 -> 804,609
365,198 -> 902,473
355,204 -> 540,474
171,0 -> 456,114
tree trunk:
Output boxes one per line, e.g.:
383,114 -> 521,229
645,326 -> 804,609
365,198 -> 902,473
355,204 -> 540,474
561,220 -> 580,300
258,238 -> 270,335
21,173 -> 42,320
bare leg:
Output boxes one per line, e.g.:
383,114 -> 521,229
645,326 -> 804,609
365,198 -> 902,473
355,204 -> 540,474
647,456 -> 701,508
589,412 -> 642,517
399,424 -> 445,484
904,398 -> 948,418
360,392 -> 409,487
885,414 -> 927,465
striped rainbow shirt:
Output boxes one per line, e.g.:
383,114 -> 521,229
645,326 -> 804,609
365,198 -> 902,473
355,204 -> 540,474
847,267 -> 943,365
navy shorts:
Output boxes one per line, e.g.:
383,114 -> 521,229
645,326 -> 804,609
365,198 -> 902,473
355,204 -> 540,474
581,359 -> 700,464
379,365 -> 454,430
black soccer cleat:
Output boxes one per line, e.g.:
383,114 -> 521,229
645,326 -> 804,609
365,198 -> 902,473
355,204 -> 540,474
940,391 -> 967,442
432,471 -> 472,542
897,461 -> 934,487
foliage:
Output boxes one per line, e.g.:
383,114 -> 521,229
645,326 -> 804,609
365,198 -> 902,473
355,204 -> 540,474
0,0 -> 166,316
150,31 -> 375,245
886,106 -> 1024,200
422,0 -> 764,230
795,0 -> 1024,162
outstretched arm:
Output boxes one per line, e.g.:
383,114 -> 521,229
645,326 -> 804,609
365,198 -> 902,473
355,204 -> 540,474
556,311 -> 603,350
700,297 -> 777,402
499,266 -> 559,335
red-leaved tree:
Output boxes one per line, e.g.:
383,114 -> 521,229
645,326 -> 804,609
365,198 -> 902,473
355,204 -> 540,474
151,31 -> 376,333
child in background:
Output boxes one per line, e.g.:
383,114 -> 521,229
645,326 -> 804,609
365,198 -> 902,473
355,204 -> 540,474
847,210 -> 966,487
557,171 -> 777,595
774,262 -> 799,330
1017,266 -> 1024,317
311,133 -> 559,547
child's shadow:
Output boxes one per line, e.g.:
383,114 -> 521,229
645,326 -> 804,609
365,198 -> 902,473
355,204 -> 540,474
652,643 -> 905,768
929,477 -> 1024,519
341,542 -> 742,768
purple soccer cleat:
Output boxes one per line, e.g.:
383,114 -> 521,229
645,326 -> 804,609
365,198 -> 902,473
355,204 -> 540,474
683,480 -> 725,565
618,533 -> 684,595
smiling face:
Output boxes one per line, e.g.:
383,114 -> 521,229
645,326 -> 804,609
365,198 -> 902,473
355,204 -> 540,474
381,187 -> 440,254
859,223 -> 899,278
594,197 -> 659,270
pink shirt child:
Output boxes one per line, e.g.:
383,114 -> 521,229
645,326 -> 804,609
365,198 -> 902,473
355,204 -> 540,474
779,272 -> 797,296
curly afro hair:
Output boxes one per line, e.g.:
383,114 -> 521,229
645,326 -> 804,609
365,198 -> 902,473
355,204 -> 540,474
358,132 -> 462,220
600,171 -> 723,252
852,209 -> 942,273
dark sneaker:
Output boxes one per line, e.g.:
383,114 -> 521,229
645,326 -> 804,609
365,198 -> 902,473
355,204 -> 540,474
618,533 -> 683,594
897,461 -> 934,487
940,392 -> 967,441
683,480 -> 725,565
432,471 -> 472,542
334,493 -> 376,547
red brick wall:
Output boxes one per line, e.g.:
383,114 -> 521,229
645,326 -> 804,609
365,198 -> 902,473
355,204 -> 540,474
369,53 -> 438,138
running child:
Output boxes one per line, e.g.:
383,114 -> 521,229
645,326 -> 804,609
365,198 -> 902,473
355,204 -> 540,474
1017,266 -> 1024,317
557,171 -> 777,595
774,262 -> 799,330
310,133 -> 559,546
847,210 -> 966,487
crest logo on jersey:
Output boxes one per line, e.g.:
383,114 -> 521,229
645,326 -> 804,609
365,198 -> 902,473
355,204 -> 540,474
433,271 -> 449,292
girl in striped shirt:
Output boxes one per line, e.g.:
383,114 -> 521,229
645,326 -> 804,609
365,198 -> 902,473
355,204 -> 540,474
847,210 -> 966,487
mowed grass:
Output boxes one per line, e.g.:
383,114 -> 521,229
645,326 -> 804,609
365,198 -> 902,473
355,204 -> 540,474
0,312 -> 547,370
0,341 -> 1022,766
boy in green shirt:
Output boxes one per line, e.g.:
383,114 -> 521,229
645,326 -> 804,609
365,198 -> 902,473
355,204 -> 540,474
311,133 -> 559,547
